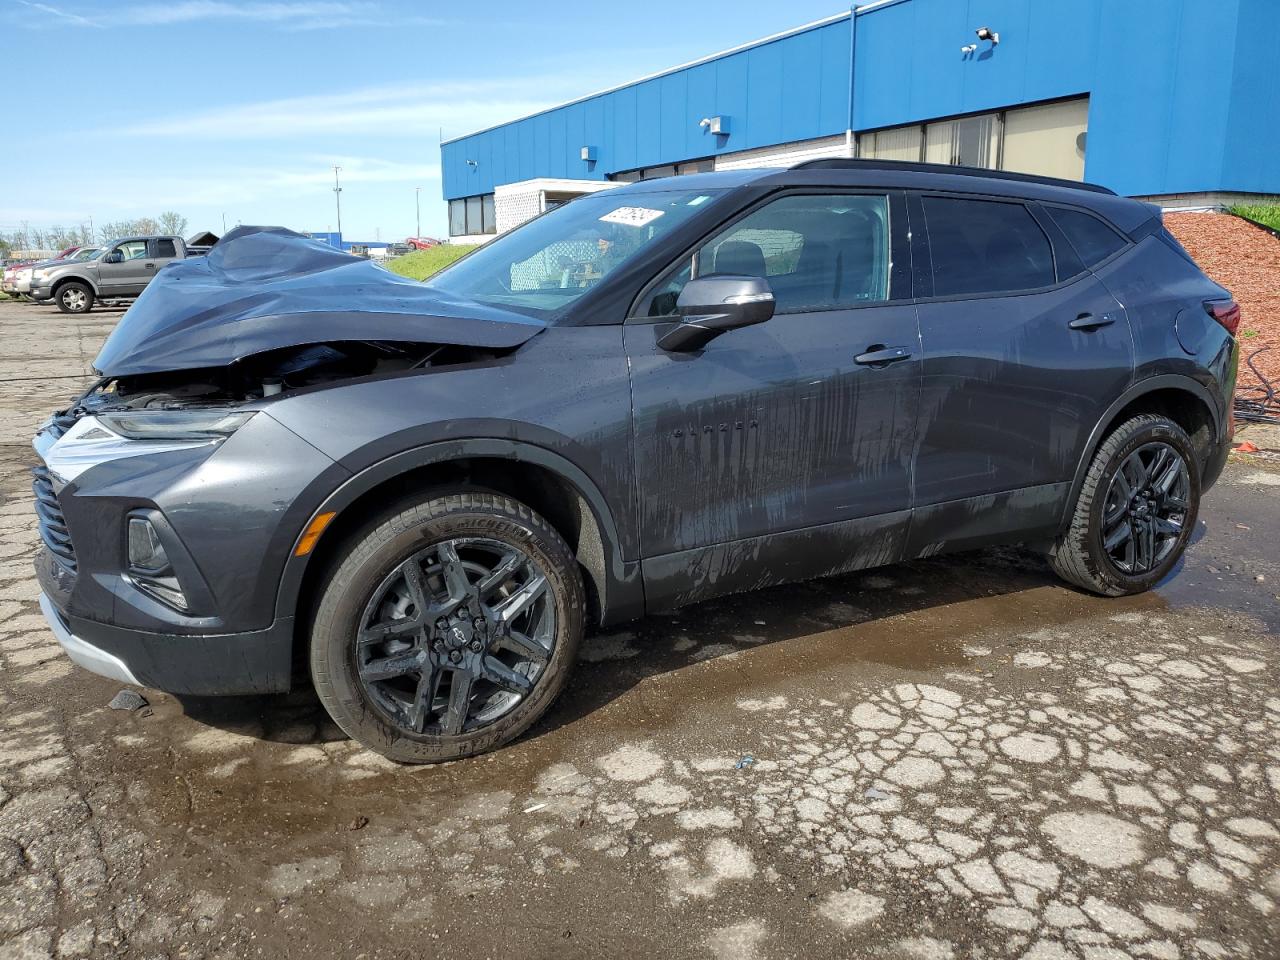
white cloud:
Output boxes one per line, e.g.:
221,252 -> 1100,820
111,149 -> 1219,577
120,2 -> 375,25
114,79 -> 575,140
13,1 -> 100,27
10,1 -> 425,30
1,156 -> 440,221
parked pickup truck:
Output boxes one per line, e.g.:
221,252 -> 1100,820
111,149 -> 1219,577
32,235 -> 213,314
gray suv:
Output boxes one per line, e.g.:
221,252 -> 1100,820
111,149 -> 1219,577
32,160 -> 1237,762
32,235 -> 196,313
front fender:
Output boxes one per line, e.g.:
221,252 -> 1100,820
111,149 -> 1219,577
51,271 -> 98,295
273,437 -> 644,629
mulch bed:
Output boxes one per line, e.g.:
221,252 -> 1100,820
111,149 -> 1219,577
1164,212 -> 1280,392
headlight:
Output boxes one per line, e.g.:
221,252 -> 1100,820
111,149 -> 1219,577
97,409 -> 256,441
38,410 -> 257,484
33,270 -> 47,280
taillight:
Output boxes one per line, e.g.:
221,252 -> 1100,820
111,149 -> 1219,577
1204,299 -> 1241,336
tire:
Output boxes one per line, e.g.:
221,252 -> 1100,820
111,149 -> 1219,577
55,282 -> 93,314
310,491 -> 585,763
1049,414 -> 1200,596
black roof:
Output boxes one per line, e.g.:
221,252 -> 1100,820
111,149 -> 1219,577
792,157 -> 1116,196
603,157 -> 1149,232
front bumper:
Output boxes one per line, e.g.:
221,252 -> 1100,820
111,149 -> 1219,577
31,408 -> 349,695
31,284 -> 52,300
38,589 -> 295,694
40,592 -> 140,685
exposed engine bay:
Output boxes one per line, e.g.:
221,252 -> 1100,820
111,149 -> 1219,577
73,339 -> 503,413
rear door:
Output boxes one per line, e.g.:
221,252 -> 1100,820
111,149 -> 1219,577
908,192 -> 1132,554
625,190 -> 921,607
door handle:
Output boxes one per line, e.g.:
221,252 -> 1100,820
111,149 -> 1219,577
145,262 -> 155,270
854,345 -> 913,366
1069,312 -> 1114,330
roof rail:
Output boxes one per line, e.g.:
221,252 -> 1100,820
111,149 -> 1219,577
791,157 -> 1116,196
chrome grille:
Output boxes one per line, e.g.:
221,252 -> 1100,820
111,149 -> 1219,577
33,466 -> 76,572
33,410 -> 80,573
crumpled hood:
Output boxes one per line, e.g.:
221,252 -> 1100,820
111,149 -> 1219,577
93,225 -> 545,377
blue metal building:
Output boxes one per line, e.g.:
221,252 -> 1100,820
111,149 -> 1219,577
440,0 -> 1279,239
306,232 -> 391,254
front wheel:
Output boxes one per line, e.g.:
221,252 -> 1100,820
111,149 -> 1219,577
310,491 -> 584,763
55,282 -> 93,314
1049,414 -> 1200,596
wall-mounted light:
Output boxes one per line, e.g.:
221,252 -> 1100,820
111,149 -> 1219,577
698,116 -> 729,136
465,159 -> 478,168
961,43 -> 978,54
975,26 -> 999,45
580,145 -> 597,162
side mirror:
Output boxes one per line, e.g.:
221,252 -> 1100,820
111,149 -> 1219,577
105,251 -> 123,264
657,275 -> 775,352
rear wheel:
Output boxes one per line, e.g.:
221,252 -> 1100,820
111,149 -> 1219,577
1049,414 -> 1199,596
55,282 -> 93,314
310,491 -> 584,763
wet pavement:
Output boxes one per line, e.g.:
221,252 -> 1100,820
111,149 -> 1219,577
0,298 -> 1277,960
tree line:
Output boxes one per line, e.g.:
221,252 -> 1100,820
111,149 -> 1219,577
1,212 -> 191,255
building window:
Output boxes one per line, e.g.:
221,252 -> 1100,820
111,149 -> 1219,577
859,125 -> 923,162
448,194 -> 498,237
857,97 -> 1088,182
1000,98 -> 1089,182
609,157 -> 714,183
925,113 -> 1001,168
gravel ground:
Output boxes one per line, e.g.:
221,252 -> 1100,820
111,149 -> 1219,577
1165,212 -> 1280,391
0,298 -> 1278,960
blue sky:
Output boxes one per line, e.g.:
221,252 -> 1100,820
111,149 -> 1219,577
2,0 -> 847,241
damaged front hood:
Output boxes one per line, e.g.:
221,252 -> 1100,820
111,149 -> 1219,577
93,226 -> 545,376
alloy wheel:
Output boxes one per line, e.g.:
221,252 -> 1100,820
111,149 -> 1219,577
354,537 -> 555,737
62,288 -> 86,311
1100,441 -> 1190,575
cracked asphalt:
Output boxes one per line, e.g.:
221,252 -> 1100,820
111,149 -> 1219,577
0,298 -> 1277,960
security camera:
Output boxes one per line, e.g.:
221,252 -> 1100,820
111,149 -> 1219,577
961,44 -> 977,54
698,118 -> 712,128
976,26 -> 999,45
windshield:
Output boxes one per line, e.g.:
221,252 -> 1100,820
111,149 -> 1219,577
426,187 -> 723,318
73,248 -> 100,261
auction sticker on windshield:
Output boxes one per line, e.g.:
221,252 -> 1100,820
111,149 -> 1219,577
600,207 -> 665,228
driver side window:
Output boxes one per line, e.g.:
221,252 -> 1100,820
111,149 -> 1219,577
115,240 -> 149,262
640,193 -> 892,318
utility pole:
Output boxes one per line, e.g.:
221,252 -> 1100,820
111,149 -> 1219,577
332,165 -> 343,240
415,186 -> 421,239
221,212 -> 227,234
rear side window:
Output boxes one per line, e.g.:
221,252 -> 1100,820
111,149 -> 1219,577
152,238 -> 177,258
1046,207 -> 1127,266
922,197 -> 1055,297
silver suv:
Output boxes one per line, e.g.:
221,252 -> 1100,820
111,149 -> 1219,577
32,236 -> 192,313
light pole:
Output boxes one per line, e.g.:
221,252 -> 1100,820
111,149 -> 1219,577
415,186 -> 421,239
332,165 -> 343,240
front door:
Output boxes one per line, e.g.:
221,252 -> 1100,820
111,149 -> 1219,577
97,240 -> 154,295
625,191 -> 922,608
908,193 -> 1133,554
